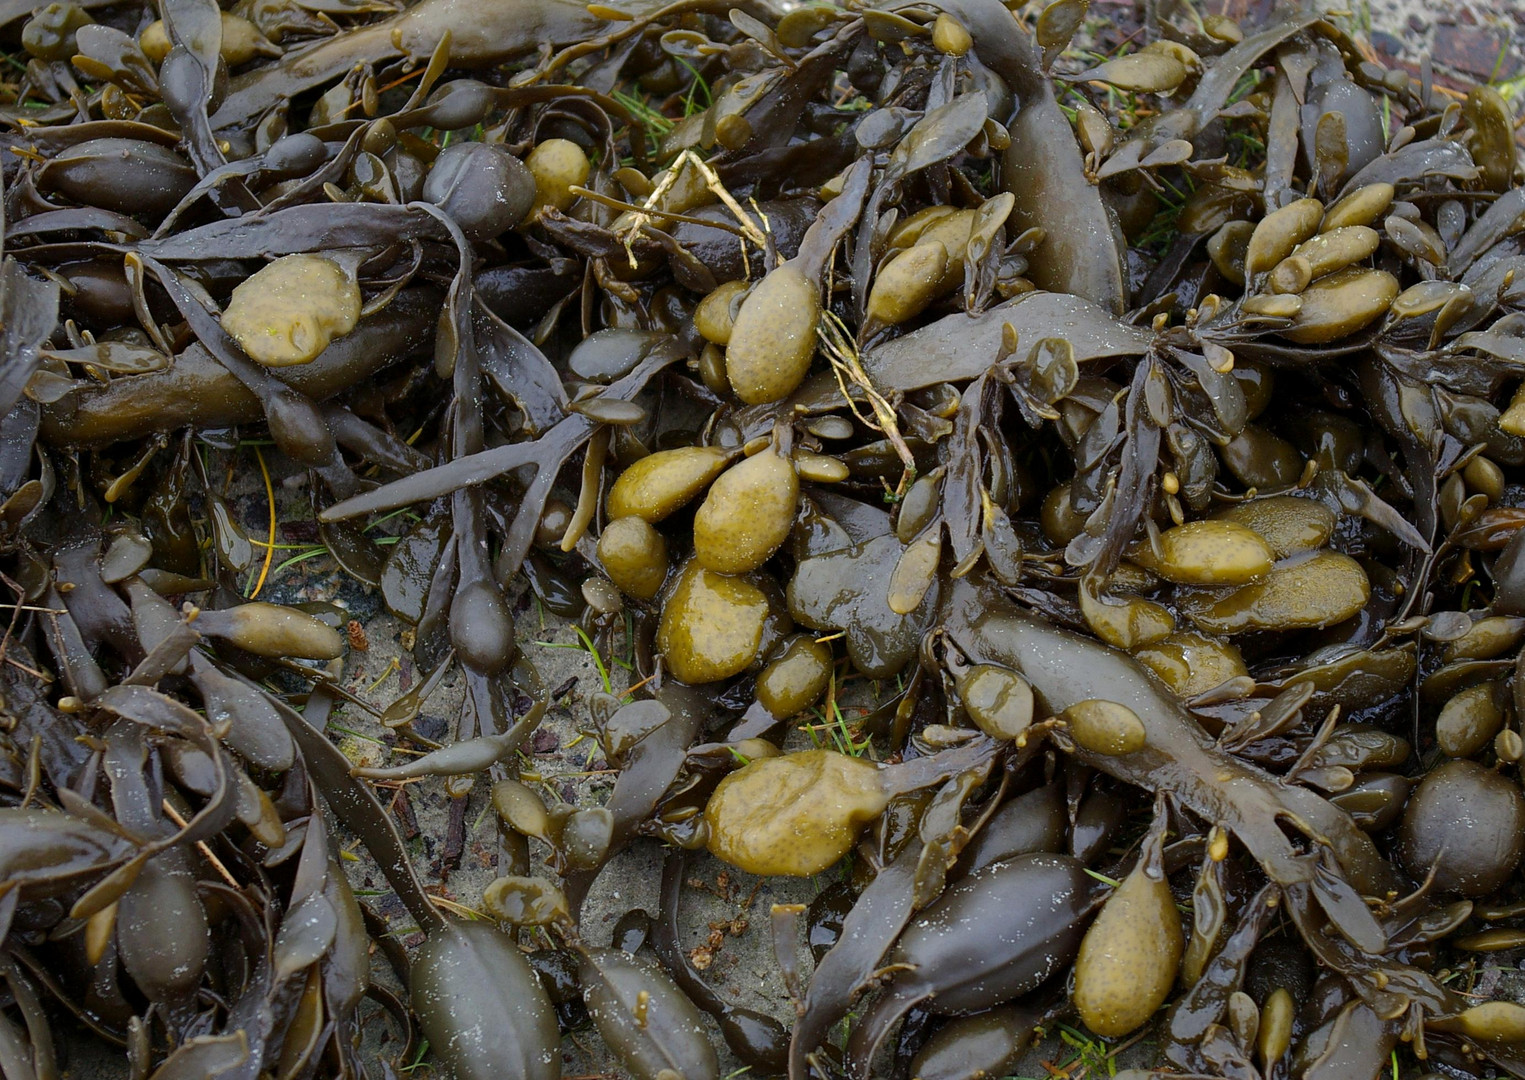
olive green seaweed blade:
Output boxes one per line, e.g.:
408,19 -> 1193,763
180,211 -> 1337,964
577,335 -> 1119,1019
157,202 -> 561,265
890,0 -> 1127,312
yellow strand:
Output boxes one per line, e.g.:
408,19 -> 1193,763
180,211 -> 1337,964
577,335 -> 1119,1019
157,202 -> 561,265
249,446 -> 277,599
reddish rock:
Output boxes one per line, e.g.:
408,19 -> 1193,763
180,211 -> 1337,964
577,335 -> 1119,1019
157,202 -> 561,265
1433,22 -> 1521,79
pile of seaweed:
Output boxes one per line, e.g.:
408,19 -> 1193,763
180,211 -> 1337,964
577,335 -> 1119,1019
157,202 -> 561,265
4,0 -> 1525,1075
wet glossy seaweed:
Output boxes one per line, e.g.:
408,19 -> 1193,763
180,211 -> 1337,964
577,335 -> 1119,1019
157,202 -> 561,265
4,1 -> 1525,1078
